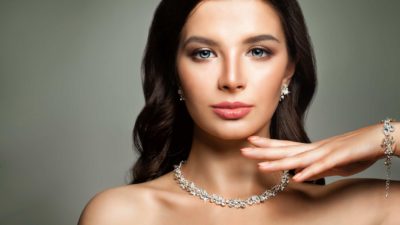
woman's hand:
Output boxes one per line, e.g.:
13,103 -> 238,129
241,123 -> 393,182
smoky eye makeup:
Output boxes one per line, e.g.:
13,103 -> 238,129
191,48 -> 216,59
182,44 -> 275,62
183,46 -> 217,61
246,47 -> 273,58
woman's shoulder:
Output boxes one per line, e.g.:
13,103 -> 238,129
322,177 -> 399,198
293,177 -> 398,197
78,173 -> 175,225
326,178 -> 400,214
77,184 -> 148,225
296,178 -> 400,224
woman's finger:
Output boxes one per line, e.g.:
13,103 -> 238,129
293,170 -> 337,182
292,158 -> 335,182
257,148 -> 327,171
241,145 -> 312,160
291,148 -> 365,182
294,159 -> 377,182
247,136 -> 303,147
248,136 -> 336,149
243,137 -> 316,160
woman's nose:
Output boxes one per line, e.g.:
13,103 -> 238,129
217,56 -> 246,93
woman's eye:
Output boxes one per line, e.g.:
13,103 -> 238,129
248,48 -> 271,58
192,49 -> 215,59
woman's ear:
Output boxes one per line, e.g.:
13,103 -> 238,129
283,60 -> 296,85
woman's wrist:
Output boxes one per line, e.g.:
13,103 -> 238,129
374,120 -> 398,159
380,119 -> 397,157
393,122 -> 399,157
379,118 -> 397,198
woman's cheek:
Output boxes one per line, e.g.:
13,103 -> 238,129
181,70 -> 219,102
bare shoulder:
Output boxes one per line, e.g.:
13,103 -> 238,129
289,178 -> 400,224
323,178 -> 400,199
77,184 -> 149,225
77,175 -> 174,225
321,178 -> 400,224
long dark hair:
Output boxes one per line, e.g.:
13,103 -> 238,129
131,0 -> 325,185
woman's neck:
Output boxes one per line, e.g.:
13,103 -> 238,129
182,126 -> 283,199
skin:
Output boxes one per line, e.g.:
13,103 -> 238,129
78,1 -> 400,224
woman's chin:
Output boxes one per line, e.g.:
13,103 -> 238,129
194,118 -> 269,141
209,128 -> 259,141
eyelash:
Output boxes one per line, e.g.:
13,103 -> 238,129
247,48 -> 272,58
190,47 -> 272,60
191,49 -> 216,60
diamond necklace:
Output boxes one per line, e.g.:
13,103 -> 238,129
173,160 -> 290,209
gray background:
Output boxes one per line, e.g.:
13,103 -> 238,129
1,0 -> 399,224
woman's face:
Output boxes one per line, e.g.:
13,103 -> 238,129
176,0 -> 294,140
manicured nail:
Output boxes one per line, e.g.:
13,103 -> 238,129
241,147 -> 254,152
248,136 -> 259,141
293,173 -> 303,181
258,162 -> 272,168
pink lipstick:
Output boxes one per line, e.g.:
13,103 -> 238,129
211,101 -> 253,120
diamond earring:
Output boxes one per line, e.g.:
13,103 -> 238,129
279,84 -> 290,102
178,88 -> 185,101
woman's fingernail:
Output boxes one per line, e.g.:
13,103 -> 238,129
241,147 -> 254,152
248,136 -> 259,141
258,162 -> 272,168
293,173 -> 303,181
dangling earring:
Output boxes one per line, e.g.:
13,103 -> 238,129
279,84 -> 290,102
178,88 -> 185,101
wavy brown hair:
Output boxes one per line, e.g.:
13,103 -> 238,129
131,0 -> 324,185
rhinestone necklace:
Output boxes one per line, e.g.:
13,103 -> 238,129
173,160 -> 290,209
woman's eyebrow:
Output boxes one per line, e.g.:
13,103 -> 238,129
181,36 -> 218,48
181,34 -> 280,48
243,34 -> 280,44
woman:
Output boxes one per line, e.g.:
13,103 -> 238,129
78,0 -> 399,224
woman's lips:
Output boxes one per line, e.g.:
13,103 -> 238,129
211,101 -> 253,120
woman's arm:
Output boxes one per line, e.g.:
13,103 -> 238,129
241,121 -> 400,182
241,121 -> 400,223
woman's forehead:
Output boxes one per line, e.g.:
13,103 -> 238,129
180,0 -> 285,45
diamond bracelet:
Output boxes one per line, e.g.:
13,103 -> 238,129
381,118 -> 396,198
